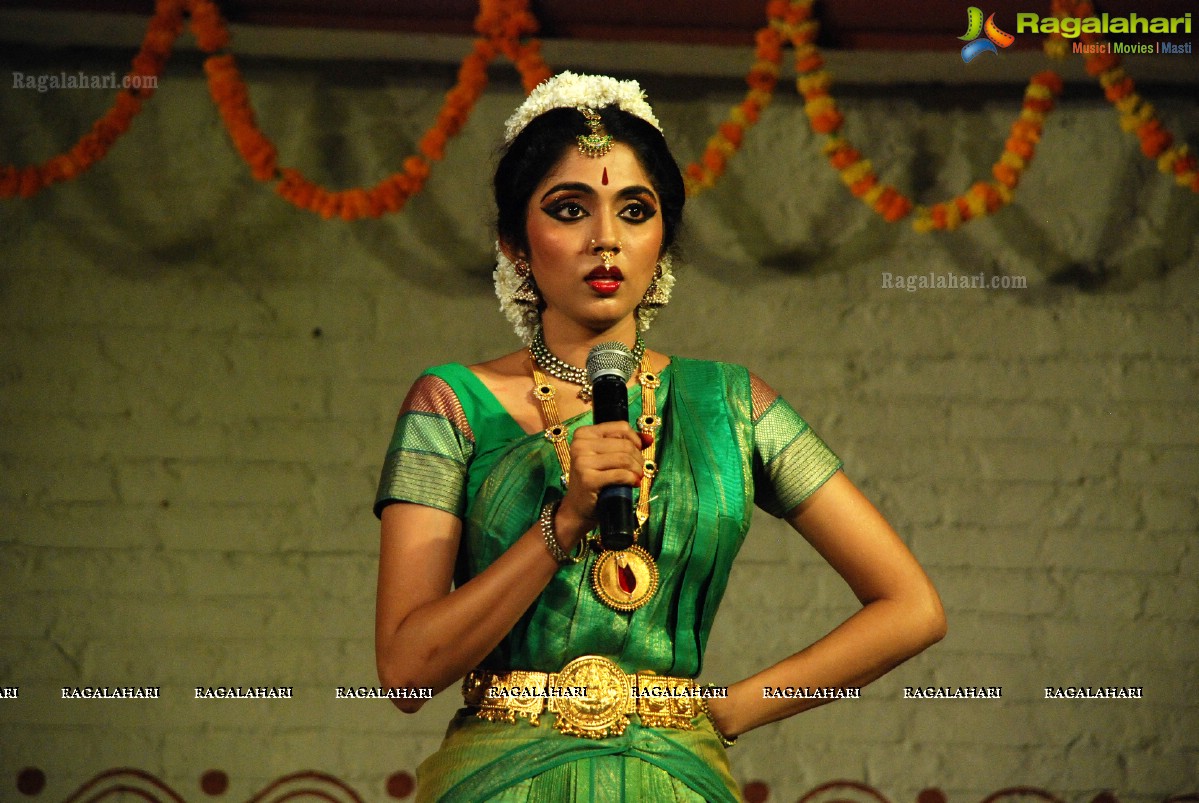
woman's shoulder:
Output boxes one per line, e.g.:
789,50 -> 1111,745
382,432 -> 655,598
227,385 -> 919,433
466,350 -> 535,406
465,349 -> 528,384
411,349 -> 523,390
415,361 -> 472,384
667,357 -> 781,419
416,350 -> 543,437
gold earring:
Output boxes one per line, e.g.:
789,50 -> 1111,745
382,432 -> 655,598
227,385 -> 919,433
641,262 -> 669,307
513,259 -> 540,305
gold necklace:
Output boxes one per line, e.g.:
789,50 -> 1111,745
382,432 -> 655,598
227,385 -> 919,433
531,355 -> 662,612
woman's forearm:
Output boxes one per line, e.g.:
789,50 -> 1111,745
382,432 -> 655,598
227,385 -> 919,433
376,420 -> 642,713
705,471 -> 948,737
712,591 -> 946,737
376,505 -> 590,710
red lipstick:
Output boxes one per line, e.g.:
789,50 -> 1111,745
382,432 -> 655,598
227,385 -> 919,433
586,265 -> 623,295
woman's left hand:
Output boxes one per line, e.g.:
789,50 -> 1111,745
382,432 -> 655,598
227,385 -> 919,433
710,470 -> 946,737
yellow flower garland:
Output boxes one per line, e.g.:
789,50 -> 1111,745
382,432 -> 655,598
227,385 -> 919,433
687,0 -> 1062,230
1046,0 -> 1198,192
1,0 -> 1195,226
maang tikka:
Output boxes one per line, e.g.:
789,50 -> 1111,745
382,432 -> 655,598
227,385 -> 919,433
576,107 -> 614,158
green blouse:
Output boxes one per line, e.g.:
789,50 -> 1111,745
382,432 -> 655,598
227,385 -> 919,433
375,357 -> 841,679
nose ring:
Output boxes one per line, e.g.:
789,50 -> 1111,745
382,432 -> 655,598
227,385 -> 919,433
591,239 -> 619,269
592,239 -> 620,269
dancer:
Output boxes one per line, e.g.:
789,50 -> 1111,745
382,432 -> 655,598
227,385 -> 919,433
374,71 -> 946,802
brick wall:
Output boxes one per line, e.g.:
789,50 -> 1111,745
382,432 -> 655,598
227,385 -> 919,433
1,51 -> 1196,802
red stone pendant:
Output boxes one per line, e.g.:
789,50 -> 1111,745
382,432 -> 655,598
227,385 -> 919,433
618,563 -> 637,593
591,545 -> 659,612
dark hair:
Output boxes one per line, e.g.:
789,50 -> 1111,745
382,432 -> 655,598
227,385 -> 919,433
494,105 -> 685,256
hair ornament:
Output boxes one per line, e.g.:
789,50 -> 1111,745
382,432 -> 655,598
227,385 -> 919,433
503,71 -> 662,145
576,107 -> 614,158
494,246 -> 542,345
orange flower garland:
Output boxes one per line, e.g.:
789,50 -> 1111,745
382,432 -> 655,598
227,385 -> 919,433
195,0 -> 552,220
682,3 -> 792,194
0,0 -> 553,218
1,0 -> 1195,223
0,0 -> 183,198
682,0 -> 1064,229
1046,0 -> 1198,193
915,70 -> 1064,231
783,0 -> 1064,230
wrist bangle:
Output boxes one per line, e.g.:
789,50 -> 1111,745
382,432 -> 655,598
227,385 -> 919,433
540,501 -> 582,565
698,690 -> 738,748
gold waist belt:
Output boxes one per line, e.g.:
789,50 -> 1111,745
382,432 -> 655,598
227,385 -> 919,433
462,654 -> 703,739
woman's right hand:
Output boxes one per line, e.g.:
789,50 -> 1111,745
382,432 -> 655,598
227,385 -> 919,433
555,421 -> 645,547
377,420 -> 646,708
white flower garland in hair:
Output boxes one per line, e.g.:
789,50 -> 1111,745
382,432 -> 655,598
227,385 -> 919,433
493,245 -> 541,346
503,71 -> 662,144
493,244 -> 675,346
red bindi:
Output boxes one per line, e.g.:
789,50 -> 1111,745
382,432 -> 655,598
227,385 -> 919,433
601,167 -> 608,185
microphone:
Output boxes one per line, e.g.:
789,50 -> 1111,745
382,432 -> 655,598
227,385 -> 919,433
586,341 -> 638,552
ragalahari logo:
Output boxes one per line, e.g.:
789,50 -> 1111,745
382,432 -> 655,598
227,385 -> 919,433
960,7 -> 1015,62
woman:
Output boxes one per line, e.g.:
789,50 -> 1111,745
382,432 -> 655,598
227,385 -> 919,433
374,72 -> 946,802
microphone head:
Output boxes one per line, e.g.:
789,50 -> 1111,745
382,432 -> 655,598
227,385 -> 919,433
586,341 -> 637,383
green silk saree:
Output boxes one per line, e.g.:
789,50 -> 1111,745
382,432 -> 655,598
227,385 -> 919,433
376,358 -> 841,802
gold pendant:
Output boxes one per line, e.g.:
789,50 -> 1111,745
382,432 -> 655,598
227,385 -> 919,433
591,545 -> 659,612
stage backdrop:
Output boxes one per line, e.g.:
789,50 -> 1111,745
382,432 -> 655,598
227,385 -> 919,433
1,40 -> 1196,803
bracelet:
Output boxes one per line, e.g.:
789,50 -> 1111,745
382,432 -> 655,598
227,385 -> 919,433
698,690 -> 738,748
539,501 -> 582,565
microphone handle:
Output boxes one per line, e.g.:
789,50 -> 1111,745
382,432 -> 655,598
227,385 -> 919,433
591,374 -> 635,551
596,488 -> 635,551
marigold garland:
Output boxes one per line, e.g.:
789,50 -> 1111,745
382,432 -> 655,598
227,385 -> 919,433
1,0 -> 1195,226
685,0 -> 1061,230
682,7 -> 791,194
197,0 -> 553,220
1045,0 -> 1199,193
0,0 -> 181,198
0,0 -> 553,219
